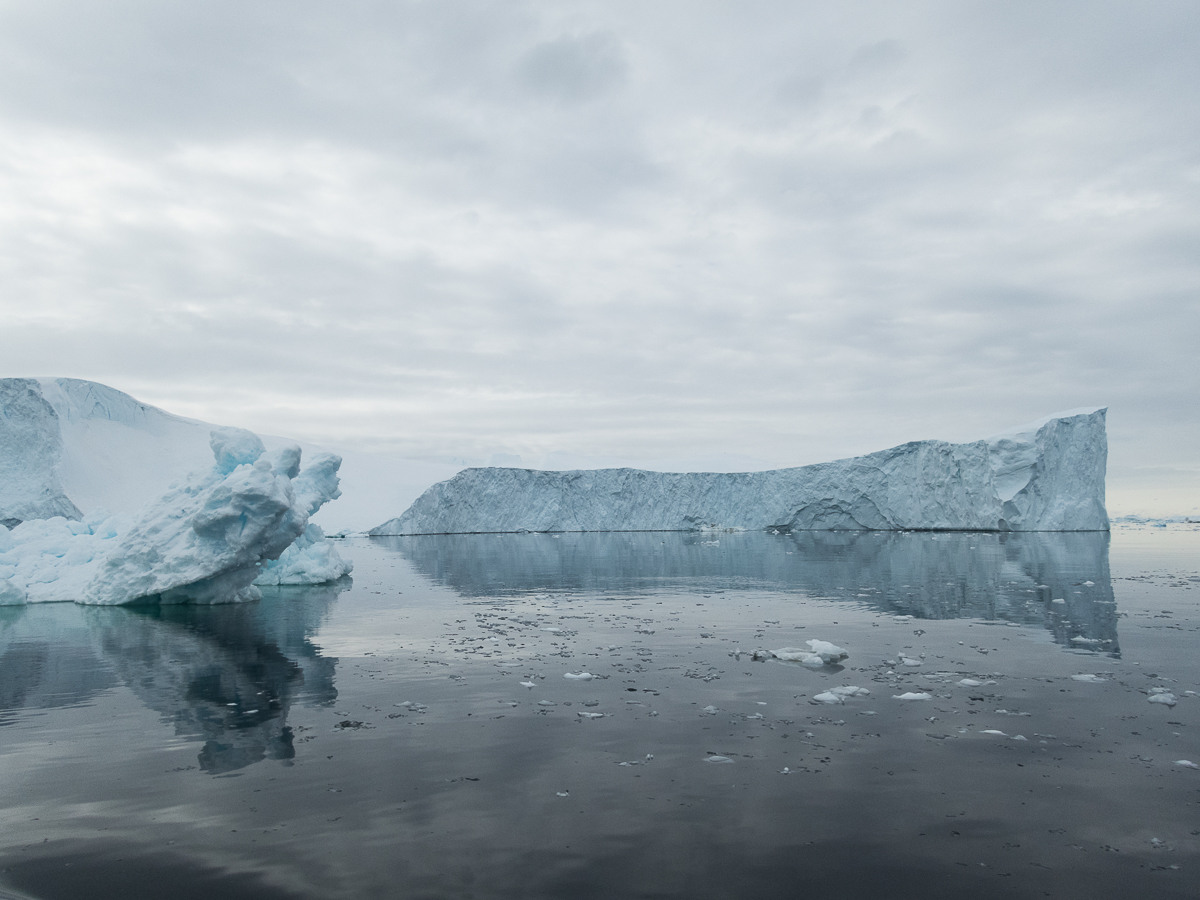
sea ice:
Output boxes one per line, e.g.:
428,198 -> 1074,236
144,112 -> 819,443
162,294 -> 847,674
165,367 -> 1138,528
564,672 -> 595,681
893,692 -> 932,700
1071,674 -> 1109,683
1147,690 -> 1177,707
1174,760 -> 1199,769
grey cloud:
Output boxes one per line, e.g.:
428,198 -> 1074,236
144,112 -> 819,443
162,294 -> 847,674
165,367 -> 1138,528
0,1 -> 1198,514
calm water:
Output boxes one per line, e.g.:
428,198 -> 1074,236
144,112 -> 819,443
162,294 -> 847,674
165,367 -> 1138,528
1,526 -> 1198,899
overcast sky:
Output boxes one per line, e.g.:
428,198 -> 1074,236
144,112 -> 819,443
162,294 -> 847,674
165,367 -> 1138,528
1,1 -> 1197,514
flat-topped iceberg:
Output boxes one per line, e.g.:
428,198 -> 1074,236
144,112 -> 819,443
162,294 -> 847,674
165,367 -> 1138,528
372,408 -> 1108,535
0,427 -> 351,605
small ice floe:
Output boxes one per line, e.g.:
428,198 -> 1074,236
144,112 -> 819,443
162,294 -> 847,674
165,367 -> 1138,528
893,692 -> 932,701
1071,674 -> 1109,683
1069,636 -> 1105,646
702,705 -> 720,715
576,712 -> 604,719
958,678 -> 983,687
1083,580 -> 1095,586
899,655 -> 922,667
780,766 -> 792,774
704,755 -> 735,764
564,672 -> 594,681
541,627 -> 563,633
538,700 -> 557,707
556,791 -> 569,797
1148,689 -> 1178,707
520,681 -> 536,688
772,640 -> 849,668
981,729 -> 1007,736
892,615 -> 913,623
814,685 -> 871,704
1013,735 -> 1028,741
1052,598 -> 1066,604
1174,760 -> 1199,769
395,702 -> 428,712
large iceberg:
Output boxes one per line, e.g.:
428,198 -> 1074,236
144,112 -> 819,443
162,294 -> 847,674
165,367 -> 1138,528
371,409 -> 1109,535
0,377 -> 463,535
0,427 -> 351,605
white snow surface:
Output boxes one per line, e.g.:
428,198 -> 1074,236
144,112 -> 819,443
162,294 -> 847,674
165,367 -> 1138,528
372,409 -> 1109,534
0,427 -> 350,605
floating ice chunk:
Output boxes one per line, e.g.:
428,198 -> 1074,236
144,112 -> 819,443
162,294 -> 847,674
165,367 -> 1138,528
899,655 -> 922,667
958,678 -> 983,687
780,767 -> 791,774
1148,691 -> 1178,707
1013,735 -> 1028,741
830,686 -> 870,698
804,640 -> 849,664
1174,760 -> 1199,769
563,672 -> 594,681
576,712 -> 604,719
812,691 -> 844,705
556,791 -> 569,797
538,700 -> 556,707
1069,636 -> 1104,646
893,692 -> 932,700
702,705 -> 719,715
704,755 -> 735,764
892,615 -> 913,623
1071,674 -> 1109,683
981,729 -> 1007,736
1052,598 -> 1066,604
519,681 -> 536,688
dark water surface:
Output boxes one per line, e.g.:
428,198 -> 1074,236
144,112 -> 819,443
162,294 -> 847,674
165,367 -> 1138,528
2,526 -> 1198,899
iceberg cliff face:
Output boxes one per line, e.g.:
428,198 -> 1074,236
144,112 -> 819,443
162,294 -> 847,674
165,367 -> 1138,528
371,409 -> 1108,535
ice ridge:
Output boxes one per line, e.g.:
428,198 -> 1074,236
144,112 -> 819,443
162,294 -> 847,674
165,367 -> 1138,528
371,409 -> 1109,535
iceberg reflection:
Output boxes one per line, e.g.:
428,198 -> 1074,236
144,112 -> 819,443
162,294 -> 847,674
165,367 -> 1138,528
381,531 -> 1118,655
0,578 -> 349,772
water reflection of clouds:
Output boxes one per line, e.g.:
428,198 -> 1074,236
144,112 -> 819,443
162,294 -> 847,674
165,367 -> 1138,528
382,531 -> 1119,655
0,578 -> 349,773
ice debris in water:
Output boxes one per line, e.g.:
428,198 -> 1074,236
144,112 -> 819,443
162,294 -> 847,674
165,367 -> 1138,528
981,729 -> 1007,736
958,678 -> 983,687
813,686 -> 871,705
576,712 -> 604,719
704,755 -> 735,764
1148,689 -> 1177,707
771,640 -> 849,668
702,705 -> 720,715
519,681 -> 536,688
1174,760 -> 1199,769
563,672 -> 594,681
893,692 -> 932,701
899,655 -> 922,667
1071,674 -> 1109,683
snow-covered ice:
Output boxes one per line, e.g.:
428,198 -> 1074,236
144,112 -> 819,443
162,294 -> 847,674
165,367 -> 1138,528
0,427 -> 350,604
372,408 -> 1109,534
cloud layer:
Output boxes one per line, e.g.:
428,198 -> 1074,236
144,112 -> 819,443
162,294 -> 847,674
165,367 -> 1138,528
1,1 -> 1197,513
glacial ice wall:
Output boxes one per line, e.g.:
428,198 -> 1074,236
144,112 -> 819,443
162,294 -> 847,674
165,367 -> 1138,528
372,409 -> 1109,535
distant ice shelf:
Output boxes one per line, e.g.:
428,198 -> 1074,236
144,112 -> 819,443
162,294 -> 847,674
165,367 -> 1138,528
371,409 -> 1109,535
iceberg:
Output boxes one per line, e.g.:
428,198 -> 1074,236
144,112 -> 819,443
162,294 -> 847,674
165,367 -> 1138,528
371,409 -> 1109,534
0,377 -> 462,535
0,427 -> 351,605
